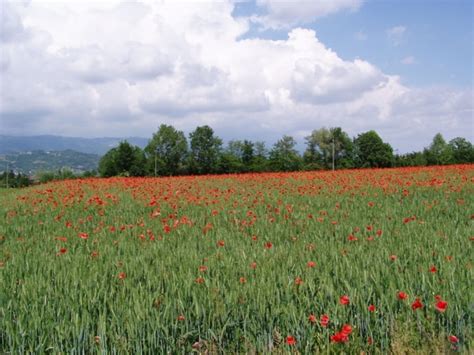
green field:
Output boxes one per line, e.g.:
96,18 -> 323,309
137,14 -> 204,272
1,165 -> 473,353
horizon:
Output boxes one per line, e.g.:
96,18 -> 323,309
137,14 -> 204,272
1,0 -> 473,153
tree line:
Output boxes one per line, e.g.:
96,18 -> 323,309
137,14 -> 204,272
98,125 -> 473,177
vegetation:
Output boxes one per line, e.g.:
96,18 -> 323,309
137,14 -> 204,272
1,165 -> 472,352
97,125 -> 473,178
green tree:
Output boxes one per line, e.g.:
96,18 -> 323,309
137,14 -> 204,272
354,131 -> 394,168
99,141 -> 146,177
304,127 -> 354,170
145,124 -> 188,176
188,126 -> 223,174
269,135 -> 302,172
424,133 -> 454,165
449,137 -> 474,164
251,141 -> 268,172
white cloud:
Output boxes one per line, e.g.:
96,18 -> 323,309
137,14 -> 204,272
254,0 -> 364,29
386,25 -> 406,46
401,56 -> 416,65
0,0 -> 471,153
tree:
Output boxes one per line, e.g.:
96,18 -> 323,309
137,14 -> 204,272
304,127 -> 354,170
145,124 -> 188,176
188,126 -> 223,174
251,141 -> 268,172
449,137 -> 474,164
424,133 -> 453,165
98,141 -> 146,177
354,131 -> 394,168
269,135 -> 302,172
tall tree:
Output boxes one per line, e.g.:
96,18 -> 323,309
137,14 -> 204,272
188,125 -> 223,174
99,141 -> 146,177
269,135 -> 302,172
448,137 -> 473,164
145,124 -> 188,176
424,133 -> 454,165
354,131 -> 394,168
304,127 -> 354,170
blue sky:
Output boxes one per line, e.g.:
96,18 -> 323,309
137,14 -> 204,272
235,0 -> 473,88
1,0 -> 472,153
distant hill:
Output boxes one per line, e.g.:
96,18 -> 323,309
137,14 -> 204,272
0,150 -> 100,175
0,135 -> 149,155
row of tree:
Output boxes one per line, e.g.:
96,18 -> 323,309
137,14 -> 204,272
98,125 -> 473,177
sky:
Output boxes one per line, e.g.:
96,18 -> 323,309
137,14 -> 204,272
0,0 -> 473,153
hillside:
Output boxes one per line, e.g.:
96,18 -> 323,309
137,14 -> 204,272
0,135 -> 149,155
0,150 -> 100,175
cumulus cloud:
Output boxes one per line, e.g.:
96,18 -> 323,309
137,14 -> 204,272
254,0 -> 364,29
0,0 -> 471,153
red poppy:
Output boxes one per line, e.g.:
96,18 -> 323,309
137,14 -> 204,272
307,261 -> 316,268
320,314 -> 329,327
339,295 -> 350,305
411,298 -> 423,310
286,335 -> 296,345
397,291 -> 408,300
294,277 -> 303,286
348,234 -> 358,241
78,232 -> 89,240
435,300 -> 448,313
177,314 -> 185,321
163,225 -> 171,234
429,265 -> 437,273
239,277 -> 247,284
195,277 -> 205,284
217,240 -> 225,247
308,314 -> 316,323
59,248 -> 67,254
390,255 -> 397,261
264,241 -> 273,249
118,272 -> 126,280
368,304 -> 376,312
448,335 -> 459,343
198,265 -> 207,272
330,332 -> 349,343
341,324 -> 352,335
250,262 -> 257,269
367,336 -> 373,345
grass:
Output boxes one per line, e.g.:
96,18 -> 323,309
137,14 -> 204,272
1,165 -> 473,353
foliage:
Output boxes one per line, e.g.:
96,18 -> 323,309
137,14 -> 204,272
449,137 -> 474,164
354,130 -> 394,168
98,141 -> 146,177
1,165 -> 472,352
144,124 -> 188,176
0,171 -> 31,188
269,135 -> 302,171
424,133 -> 454,165
188,126 -> 223,174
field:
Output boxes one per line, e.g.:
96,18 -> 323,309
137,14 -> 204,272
1,165 -> 473,353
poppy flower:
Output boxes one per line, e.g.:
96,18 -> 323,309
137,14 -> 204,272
198,265 -> 207,272
294,277 -> 303,286
429,265 -> 437,273
411,298 -> 423,310
307,261 -> 316,268
435,300 -> 448,313
397,291 -> 408,300
330,332 -> 349,343
320,314 -> 329,327
448,335 -> 459,344
341,324 -> 352,335
390,255 -> 397,261
239,277 -> 247,284
250,262 -> 257,269
59,248 -> 67,254
339,295 -> 350,305
308,314 -> 316,323
348,234 -> 358,241
286,335 -> 296,345
78,232 -> 89,240
217,240 -> 225,247
195,277 -> 205,284
177,314 -> 185,321
368,304 -> 376,312
264,241 -> 273,249
118,272 -> 126,280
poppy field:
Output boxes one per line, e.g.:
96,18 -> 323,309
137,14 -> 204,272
1,165 -> 473,353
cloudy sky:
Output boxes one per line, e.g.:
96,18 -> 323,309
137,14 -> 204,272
1,0 -> 472,152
